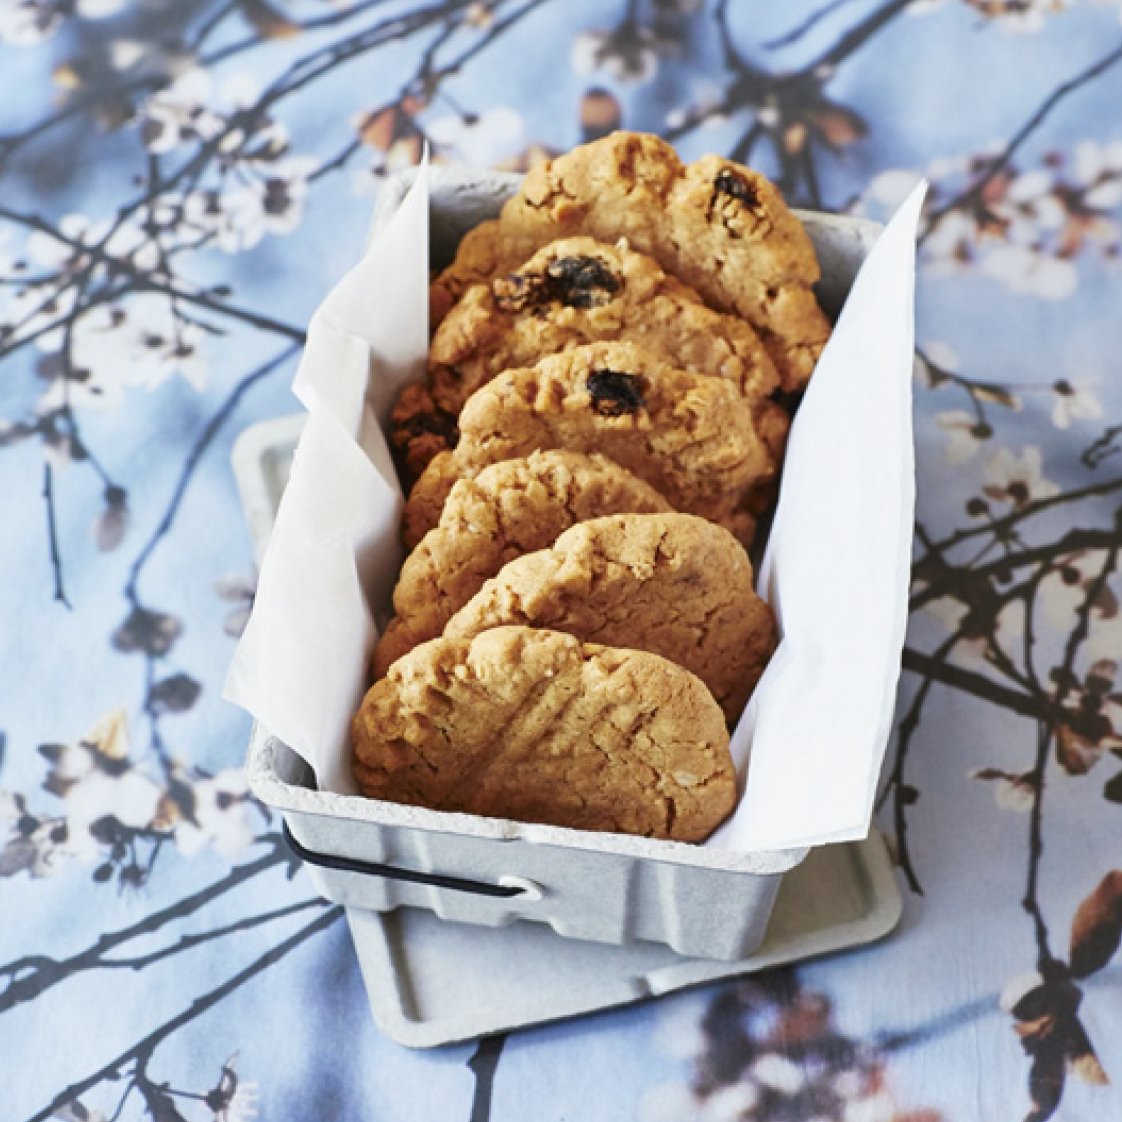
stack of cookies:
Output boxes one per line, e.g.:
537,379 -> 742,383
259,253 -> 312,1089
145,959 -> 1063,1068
351,132 -> 832,844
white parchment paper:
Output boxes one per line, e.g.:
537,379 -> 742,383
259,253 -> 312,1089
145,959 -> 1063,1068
224,164 -> 927,851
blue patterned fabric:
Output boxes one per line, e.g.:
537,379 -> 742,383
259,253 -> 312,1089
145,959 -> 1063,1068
2,2 -> 1122,1120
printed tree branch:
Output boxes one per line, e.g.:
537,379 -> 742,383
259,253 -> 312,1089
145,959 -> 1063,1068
22,905 -> 343,1122
921,37 -> 1122,244
0,832 -> 293,1015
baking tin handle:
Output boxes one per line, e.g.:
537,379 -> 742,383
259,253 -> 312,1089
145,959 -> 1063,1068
282,821 -> 528,898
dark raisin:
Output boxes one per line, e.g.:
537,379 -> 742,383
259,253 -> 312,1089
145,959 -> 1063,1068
543,256 -> 620,308
587,370 -> 645,417
495,255 -> 620,312
399,407 -> 459,446
713,169 -> 759,209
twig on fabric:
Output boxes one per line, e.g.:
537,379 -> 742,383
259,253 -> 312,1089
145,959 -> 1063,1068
0,834 -> 293,1015
21,905 -> 343,1122
98,897 -> 324,971
1022,535 -> 1122,972
665,0 -> 911,203
763,0 -> 865,49
41,464 -> 71,610
468,1034 -> 508,1122
921,38 -> 1122,244
880,632 -> 966,893
122,343 -> 300,609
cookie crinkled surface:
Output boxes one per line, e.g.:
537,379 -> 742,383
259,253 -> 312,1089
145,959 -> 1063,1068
401,340 -> 780,546
373,449 -> 672,677
352,627 -> 737,843
428,131 -> 830,392
445,513 -> 777,723
393,232 -> 780,475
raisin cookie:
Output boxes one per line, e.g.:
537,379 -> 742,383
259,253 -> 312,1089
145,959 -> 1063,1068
373,450 -> 671,677
428,131 -> 830,391
401,341 -> 776,546
445,514 -> 777,723
394,235 -> 778,473
352,626 -> 737,842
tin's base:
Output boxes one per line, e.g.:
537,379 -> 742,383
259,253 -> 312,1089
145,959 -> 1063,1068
347,831 -> 902,1048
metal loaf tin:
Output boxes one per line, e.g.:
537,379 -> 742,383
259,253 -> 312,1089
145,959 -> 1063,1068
240,166 -> 883,963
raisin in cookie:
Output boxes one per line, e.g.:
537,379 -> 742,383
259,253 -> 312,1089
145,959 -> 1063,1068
352,626 -> 736,842
445,514 -> 776,723
428,131 -> 830,392
402,341 -> 775,546
394,235 -> 779,473
373,450 -> 671,677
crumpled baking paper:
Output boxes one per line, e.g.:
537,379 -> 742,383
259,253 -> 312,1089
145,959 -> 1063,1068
224,161 -> 926,852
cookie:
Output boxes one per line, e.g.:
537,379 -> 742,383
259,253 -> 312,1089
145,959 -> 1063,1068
428,131 -> 830,391
401,449 -> 465,549
373,450 -> 672,677
389,383 -> 459,482
395,235 -> 779,473
401,341 -> 774,546
445,514 -> 776,723
351,626 -> 737,842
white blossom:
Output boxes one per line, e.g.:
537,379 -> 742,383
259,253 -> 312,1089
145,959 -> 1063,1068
978,243 -> 1078,299
971,770 -> 1039,817
842,1089 -> 897,1122
751,1053 -> 806,1095
924,595 -> 1025,670
700,1082 -> 760,1121
173,769 -> 255,859
140,69 -> 225,154
1051,377 -> 1104,429
936,410 -> 989,464
62,294 -> 208,398
983,446 -> 1059,507
175,154 -> 317,253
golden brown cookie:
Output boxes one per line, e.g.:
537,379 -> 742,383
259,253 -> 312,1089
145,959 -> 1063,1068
429,131 -> 830,391
373,450 -> 672,677
445,514 -> 777,723
352,626 -> 737,842
401,341 -> 774,546
393,234 -> 779,473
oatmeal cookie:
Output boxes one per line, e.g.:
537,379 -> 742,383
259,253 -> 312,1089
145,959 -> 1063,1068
351,626 -> 737,842
394,234 -> 779,473
401,341 -> 773,546
445,514 -> 777,723
429,131 -> 830,391
373,450 -> 671,677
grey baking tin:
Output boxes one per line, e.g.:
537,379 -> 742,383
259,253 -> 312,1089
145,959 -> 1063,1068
348,831 -> 901,1048
237,168 -> 894,983
235,416 -> 902,1048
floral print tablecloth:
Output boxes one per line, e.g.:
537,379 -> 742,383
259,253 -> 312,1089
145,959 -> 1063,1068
2,2 -> 1122,1120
